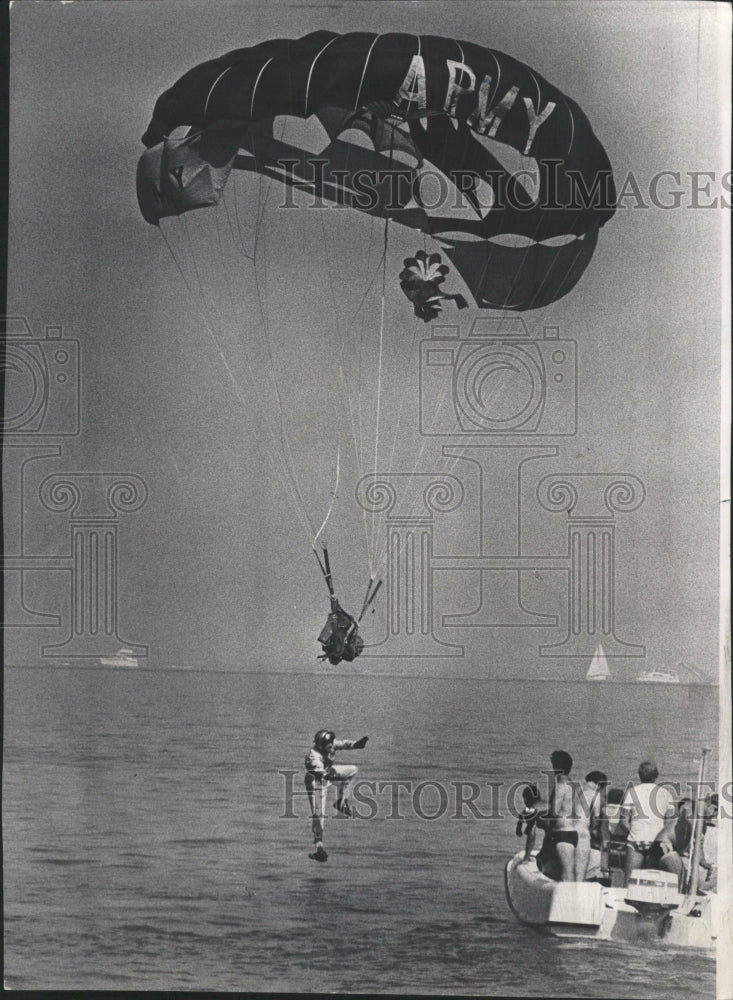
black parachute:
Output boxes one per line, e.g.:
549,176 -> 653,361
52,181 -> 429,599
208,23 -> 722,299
138,31 -> 615,311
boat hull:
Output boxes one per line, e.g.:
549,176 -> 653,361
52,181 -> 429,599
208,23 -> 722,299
505,851 -> 716,949
100,648 -> 140,668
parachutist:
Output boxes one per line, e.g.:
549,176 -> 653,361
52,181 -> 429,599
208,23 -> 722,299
305,730 -> 369,859
400,251 -> 468,322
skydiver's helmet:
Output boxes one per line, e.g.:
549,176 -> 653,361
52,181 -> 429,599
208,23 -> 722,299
314,730 -> 336,750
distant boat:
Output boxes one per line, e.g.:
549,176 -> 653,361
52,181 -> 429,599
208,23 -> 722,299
636,668 -> 679,684
586,643 -> 610,681
100,648 -> 139,668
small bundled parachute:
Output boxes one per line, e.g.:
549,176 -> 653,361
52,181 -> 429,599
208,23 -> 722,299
314,548 -> 381,666
138,31 -> 616,311
399,250 -> 468,322
318,597 -> 364,665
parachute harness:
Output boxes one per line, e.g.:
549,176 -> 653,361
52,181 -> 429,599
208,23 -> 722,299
313,546 -> 381,664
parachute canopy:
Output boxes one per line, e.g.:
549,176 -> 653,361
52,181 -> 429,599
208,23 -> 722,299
138,31 -> 616,310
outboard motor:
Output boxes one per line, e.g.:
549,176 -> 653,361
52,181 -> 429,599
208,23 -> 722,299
624,869 -> 683,917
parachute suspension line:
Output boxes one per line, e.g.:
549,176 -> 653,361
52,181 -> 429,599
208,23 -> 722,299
358,576 -> 382,621
368,214 -> 389,579
188,163 -> 315,544
226,181 -> 321,543
159,221 -> 206,316
363,123 -> 402,578
215,202 -> 241,326
246,160 -> 321,543
313,545 -> 335,598
372,314 -> 422,572
375,221 -> 481,562
223,185 -> 254,262
312,160 -> 390,579
250,119 -> 288,264
527,222 -> 591,329
223,136 -> 304,496
243,117 -> 341,550
157,221 -> 316,544
179,213 -> 216,323
252,165 -> 269,261
316,202 -> 365,470
312,444 -> 341,551
333,219 -> 395,577
355,212 -> 381,568
214,169 -> 317,542
370,211 -> 431,557
355,212 -> 377,476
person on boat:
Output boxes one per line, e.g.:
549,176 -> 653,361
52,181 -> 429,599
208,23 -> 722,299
547,749 -> 590,882
602,786 -> 629,876
515,782 -> 561,878
657,793 -> 717,889
516,783 -> 543,858
304,729 -> 369,862
618,757 -> 676,884
702,793 -> 718,890
580,770 -> 608,880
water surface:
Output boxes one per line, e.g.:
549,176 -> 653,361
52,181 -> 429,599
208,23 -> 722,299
3,667 -> 718,995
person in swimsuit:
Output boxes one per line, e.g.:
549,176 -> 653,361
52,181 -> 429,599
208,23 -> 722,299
657,792 -> 717,889
619,757 -> 676,885
548,749 -> 586,881
580,770 -> 608,880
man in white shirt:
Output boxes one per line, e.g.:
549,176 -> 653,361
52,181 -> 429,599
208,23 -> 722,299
619,757 -> 676,885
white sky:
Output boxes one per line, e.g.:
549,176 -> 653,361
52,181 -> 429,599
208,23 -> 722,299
5,0 -> 730,678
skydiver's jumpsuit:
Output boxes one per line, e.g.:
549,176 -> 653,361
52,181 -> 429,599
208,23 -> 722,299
304,740 -> 359,847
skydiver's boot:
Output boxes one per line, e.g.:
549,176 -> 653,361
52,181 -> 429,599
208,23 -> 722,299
309,842 -> 328,862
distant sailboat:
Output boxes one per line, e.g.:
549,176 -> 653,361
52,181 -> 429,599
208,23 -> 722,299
586,643 -> 610,681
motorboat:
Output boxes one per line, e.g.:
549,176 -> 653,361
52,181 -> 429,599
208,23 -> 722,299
505,852 -> 717,948
100,647 -> 140,668
505,747 -> 718,949
636,668 -> 679,683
